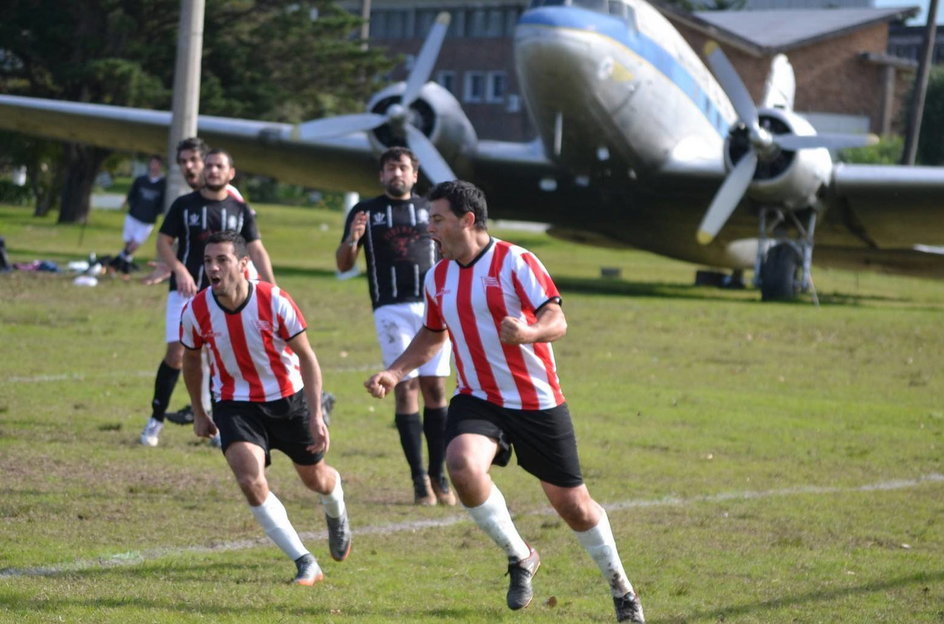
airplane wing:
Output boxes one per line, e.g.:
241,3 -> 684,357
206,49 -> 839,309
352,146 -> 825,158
0,94 -> 381,195
824,162 -> 944,248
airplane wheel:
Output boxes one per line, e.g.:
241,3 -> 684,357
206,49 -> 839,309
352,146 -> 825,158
760,243 -> 800,301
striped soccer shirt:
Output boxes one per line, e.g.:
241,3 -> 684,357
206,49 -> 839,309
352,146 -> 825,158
179,281 -> 306,402
424,237 -> 565,410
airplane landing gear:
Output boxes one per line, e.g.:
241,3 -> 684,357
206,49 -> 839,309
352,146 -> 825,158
754,207 -> 819,304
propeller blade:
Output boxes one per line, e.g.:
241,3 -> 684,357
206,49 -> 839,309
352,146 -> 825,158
293,113 -> 387,141
405,125 -> 456,184
775,132 -> 878,152
401,12 -> 451,108
697,150 -> 758,245
704,41 -> 758,127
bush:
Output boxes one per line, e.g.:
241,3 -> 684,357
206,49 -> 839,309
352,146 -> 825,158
0,179 -> 34,205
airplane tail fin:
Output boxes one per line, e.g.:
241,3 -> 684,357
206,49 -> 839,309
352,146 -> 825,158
761,54 -> 795,111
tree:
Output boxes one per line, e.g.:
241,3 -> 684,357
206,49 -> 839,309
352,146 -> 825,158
0,0 -> 178,223
915,65 -> 944,166
0,1 -> 394,222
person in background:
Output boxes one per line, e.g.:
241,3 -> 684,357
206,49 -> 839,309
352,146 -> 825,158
336,147 -> 454,506
108,155 -> 165,274
139,147 -> 274,447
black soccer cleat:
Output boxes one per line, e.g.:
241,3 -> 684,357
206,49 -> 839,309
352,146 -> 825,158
506,545 -> 540,610
165,404 -> 195,425
614,591 -> 645,623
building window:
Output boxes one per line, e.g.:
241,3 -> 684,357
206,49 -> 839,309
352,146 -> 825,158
486,71 -> 507,103
371,9 -> 408,38
464,71 -> 486,103
436,70 -> 456,95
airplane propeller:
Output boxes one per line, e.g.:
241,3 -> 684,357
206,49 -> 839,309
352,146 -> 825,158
292,12 -> 456,183
697,42 -> 876,245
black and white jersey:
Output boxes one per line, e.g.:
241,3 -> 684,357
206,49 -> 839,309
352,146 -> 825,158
341,194 -> 439,309
158,191 -> 260,292
126,174 -> 166,224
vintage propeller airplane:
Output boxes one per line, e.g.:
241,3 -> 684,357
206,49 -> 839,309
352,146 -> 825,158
2,0 -> 944,300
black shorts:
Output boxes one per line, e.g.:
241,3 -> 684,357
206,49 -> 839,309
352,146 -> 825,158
213,389 -> 324,467
445,394 -> 584,488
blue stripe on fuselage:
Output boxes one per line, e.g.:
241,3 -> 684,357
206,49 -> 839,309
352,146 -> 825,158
518,6 -> 729,137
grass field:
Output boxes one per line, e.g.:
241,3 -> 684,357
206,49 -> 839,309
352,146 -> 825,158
0,200 -> 942,623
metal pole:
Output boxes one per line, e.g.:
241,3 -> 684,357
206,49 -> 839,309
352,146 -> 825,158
901,0 -> 940,165
165,0 -> 205,210
360,0 -> 372,51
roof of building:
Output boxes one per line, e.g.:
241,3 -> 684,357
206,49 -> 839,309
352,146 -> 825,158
657,4 -> 920,55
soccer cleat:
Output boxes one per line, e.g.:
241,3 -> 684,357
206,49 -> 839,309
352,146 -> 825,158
139,417 -> 164,447
506,545 -> 540,610
325,510 -> 352,562
321,391 -> 335,427
165,404 -> 195,425
292,553 -> 324,586
430,475 -> 457,506
613,591 -> 645,623
414,475 -> 436,506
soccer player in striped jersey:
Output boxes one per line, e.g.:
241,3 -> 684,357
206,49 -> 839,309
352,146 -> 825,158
180,231 -> 351,585
365,181 -> 644,623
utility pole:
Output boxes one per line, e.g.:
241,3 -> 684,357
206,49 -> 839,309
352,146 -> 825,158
165,0 -> 205,209
901,0 -> 940,165
360,0 -> 372,50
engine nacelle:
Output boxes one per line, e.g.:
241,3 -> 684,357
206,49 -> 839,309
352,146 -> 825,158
725,107 -> 833,209
366,82 -> 478,171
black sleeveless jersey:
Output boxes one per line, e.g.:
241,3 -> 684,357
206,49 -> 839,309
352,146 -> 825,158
158,191 -> 260,292
341,194 -> 439,309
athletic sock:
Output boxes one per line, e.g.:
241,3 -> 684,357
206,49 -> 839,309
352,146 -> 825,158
423,406 -> 448,482
574,509 -> 634,597
395,412 -> 425,481
250,491 -> 309,561
319,468 -> 346,519
464,483 -> 530,561
151,360 -> 181,422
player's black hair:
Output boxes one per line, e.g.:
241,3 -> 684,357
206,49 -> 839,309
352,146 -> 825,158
205,147 -> 234,168
427,180 -> 488,230
206,231 -> 248,259
175,137 -> 208,159
379,146 -> 418,172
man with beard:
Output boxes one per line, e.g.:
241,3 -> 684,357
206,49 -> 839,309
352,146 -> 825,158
335,147 -> 455,506
180,231 -> 351,585
139,148 -> 275,447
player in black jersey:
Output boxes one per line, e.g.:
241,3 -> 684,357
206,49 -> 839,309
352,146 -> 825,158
336,147 -> 455,506
109,155 -> 166,274
140,147 -> 275,447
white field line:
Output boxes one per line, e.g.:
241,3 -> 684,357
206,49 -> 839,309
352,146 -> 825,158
8,364 -> 382,384
2,473 -> 941,579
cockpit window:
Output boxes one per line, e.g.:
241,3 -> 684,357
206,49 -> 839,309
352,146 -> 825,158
573,0 -> 608,11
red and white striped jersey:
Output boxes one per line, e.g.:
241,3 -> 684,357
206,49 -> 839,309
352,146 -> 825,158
179,281 -> 306,402
424,238 -> 565,410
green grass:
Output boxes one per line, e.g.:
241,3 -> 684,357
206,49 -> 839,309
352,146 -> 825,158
0,201 -> 942,623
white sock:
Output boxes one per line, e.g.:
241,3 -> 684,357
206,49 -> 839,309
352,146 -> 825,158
574,509 -> 634,597
319,469 -> 346,518
464,483 -> 530,561
250,492 -> 309,561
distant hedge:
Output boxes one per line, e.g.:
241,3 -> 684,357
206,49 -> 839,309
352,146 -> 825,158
0,180 -> 33,205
